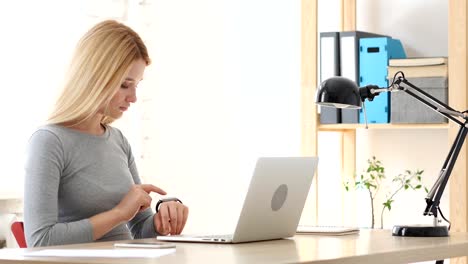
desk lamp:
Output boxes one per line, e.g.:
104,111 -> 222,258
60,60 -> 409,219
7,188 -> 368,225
316,71 -> 468,237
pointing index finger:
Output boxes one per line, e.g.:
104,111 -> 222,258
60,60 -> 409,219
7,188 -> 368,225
140,184 -> 167,195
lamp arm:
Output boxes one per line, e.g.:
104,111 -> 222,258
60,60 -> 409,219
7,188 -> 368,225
359,75 -> 468,222
424,124 -> 468,218
395,77 -> 468,220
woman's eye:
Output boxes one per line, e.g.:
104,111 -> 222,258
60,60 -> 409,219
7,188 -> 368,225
121,84 -> 129,89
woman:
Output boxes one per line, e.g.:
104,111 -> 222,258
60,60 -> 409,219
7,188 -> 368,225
24,20 -> 188,247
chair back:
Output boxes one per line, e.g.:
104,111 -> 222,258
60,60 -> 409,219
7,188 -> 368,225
11,221 -> 26,248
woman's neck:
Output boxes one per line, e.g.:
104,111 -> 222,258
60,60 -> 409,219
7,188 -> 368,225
63,116 -> 106,136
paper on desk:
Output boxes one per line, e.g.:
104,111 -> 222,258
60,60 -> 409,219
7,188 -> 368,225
23,248 -> 176,258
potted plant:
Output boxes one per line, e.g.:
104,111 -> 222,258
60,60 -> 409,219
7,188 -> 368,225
344,156 -> 427,229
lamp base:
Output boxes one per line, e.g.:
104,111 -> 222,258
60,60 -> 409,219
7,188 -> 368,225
392,225 -> 449,237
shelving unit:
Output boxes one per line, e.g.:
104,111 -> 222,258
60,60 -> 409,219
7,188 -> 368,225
301,1 -> 468,255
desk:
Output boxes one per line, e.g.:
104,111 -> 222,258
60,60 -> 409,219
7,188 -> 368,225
1,229 -> 468,263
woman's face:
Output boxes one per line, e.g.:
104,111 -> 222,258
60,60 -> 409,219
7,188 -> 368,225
106,59 -> 146,119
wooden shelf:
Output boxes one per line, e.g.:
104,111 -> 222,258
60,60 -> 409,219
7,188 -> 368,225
301,0 -> 468,244
318,123 -> 449,131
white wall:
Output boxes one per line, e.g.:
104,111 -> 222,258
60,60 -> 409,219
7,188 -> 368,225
132,0 -> 301,234
0,1 -> 91,199
357,0 -> 448,57
0,0 -> 134,198
0,0 -> 302,233
0,0 -> 302,237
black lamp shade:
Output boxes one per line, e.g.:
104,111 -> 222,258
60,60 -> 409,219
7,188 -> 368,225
316,77 -> 362,109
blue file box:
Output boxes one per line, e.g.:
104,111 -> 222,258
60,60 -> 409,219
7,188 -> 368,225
359,38 -> 406,123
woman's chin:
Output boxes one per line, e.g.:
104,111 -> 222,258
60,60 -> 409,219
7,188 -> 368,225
109,112 -> 124,120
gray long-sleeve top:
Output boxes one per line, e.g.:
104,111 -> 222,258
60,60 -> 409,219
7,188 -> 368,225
24,124 -> 158,247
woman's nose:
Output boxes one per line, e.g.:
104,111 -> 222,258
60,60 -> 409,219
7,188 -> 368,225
127,90 -> 137,103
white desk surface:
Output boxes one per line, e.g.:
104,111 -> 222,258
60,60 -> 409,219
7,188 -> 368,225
1,229 -> 468,264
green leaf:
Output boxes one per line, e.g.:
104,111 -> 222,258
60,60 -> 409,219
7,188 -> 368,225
383,200 -> 394,210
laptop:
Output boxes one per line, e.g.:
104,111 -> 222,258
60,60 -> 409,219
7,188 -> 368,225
157,157 -> 318,244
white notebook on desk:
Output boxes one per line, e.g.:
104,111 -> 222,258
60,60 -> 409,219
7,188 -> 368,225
296,225 -> 360,236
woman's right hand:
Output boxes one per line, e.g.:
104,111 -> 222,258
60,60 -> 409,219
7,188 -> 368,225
114,184 -> 167,222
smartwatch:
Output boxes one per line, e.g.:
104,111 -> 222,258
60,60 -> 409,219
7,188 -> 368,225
156,197 -> 183,213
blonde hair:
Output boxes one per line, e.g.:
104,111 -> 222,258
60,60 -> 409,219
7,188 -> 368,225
48,20 -> 151,126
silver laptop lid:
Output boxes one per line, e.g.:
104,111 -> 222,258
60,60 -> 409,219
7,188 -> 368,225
231,157 -> 318,243
156,157 -> 318,244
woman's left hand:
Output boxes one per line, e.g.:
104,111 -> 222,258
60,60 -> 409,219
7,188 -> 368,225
154,201 -> 189,235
